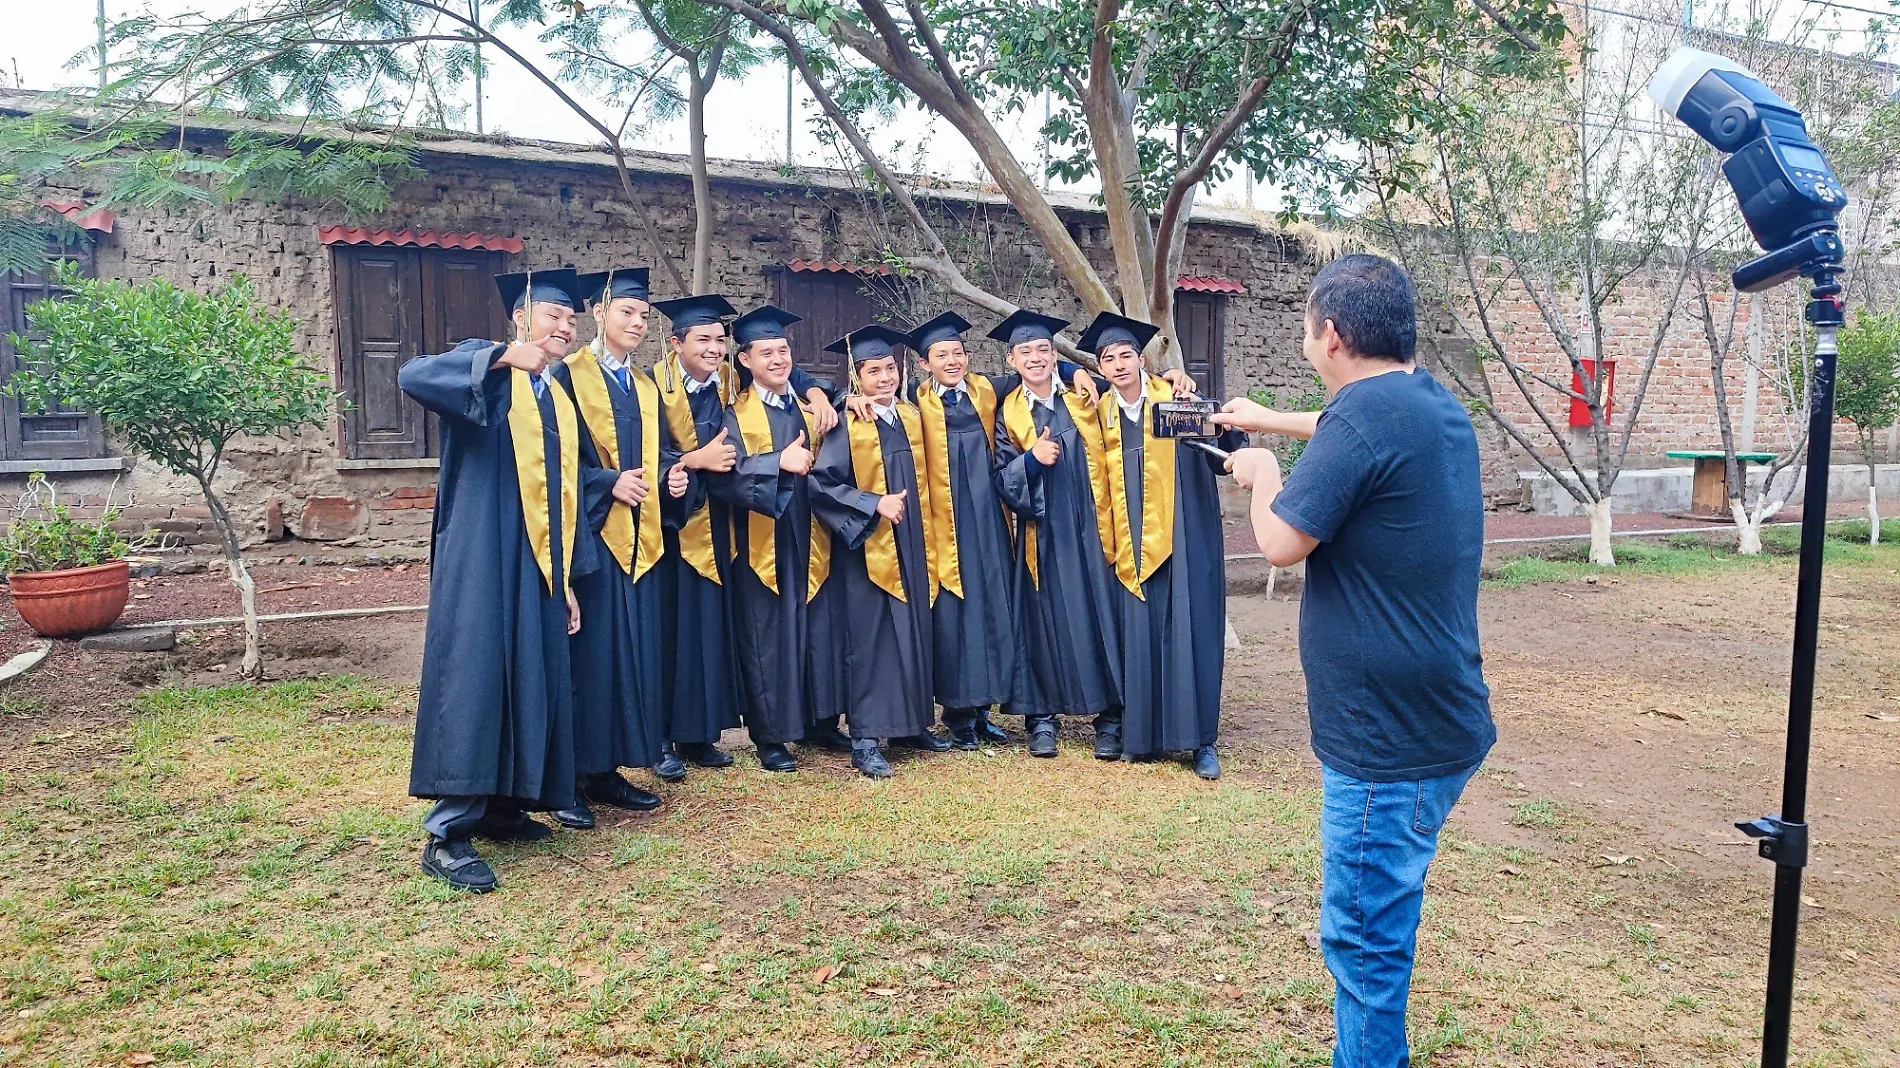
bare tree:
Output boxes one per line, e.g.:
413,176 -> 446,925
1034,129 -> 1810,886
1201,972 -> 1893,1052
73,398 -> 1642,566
1365,3 -> 1722,565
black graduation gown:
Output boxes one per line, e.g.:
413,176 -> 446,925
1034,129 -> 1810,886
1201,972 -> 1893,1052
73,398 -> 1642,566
399,340 -> 592,809
918,381 -> 1022,710
657,381 -> 744,745
554,358 -> 669,775
993,390 -> 1123,719
709,395 -> 828,745
1113,408 -> 1244,756
809,412 -> 935,740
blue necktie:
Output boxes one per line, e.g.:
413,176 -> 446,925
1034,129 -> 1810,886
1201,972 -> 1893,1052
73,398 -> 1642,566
614,366 -> 631,393
533,375 -> 548,400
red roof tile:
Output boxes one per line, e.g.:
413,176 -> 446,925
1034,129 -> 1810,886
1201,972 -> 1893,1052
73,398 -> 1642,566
318,226 -> 525,254
787,258 -> 892,275
1176,275 -> 1246,294
40,200 -> 116,234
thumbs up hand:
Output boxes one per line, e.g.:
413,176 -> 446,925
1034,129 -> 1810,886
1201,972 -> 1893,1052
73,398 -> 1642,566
780,430 -> 814,476
667,462 -> 691,499
1030,425 -> 1062,466
613,466 -> 650,505
686,426 -> 737,472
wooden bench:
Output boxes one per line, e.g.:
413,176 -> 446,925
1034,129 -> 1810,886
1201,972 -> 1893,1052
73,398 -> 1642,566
1667,450 -> 1777,517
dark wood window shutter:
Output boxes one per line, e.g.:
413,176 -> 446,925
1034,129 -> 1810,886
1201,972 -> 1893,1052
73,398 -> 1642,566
1,245 -> 108,461
332,245 -> 508,459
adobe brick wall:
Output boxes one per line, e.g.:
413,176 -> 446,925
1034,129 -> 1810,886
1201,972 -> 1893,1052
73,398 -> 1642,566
15,131 -> 1887,545
12,138 -> 1320,549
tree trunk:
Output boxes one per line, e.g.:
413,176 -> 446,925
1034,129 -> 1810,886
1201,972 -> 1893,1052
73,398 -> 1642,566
1730,497 -> 1763,555
688,72 -> 714,294
1585,498 -> 1615,566
1870,482 -> 1881,546
197,476 -> 262,678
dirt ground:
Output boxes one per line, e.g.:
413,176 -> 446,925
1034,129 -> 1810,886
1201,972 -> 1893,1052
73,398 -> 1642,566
1,545 -> 1896,1065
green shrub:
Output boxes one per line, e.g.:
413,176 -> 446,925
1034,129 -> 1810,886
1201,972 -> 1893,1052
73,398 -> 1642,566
0,474 -> 146,574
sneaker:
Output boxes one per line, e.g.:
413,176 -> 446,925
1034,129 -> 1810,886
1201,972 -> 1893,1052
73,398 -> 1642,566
1193,745 -> 1222,781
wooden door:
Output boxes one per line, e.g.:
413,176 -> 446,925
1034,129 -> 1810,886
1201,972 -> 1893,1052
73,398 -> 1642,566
771,268 -> 893,392
332,246 -> 507,459
0,246 -> 107,461
1174,291 -> 1226,400
334,246 -> 427,459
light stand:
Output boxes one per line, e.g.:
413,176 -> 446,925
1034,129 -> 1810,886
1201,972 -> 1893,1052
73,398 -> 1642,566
1648,47 -> 1852,1065
1736,246 -> 1844,1068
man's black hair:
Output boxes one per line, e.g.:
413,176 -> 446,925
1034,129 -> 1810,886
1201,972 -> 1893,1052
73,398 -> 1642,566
1306,254 -> 1416,363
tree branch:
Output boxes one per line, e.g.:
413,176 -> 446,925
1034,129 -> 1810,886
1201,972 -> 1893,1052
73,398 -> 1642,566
1148,0 -> 1316,324
1469,0 -> 1545,52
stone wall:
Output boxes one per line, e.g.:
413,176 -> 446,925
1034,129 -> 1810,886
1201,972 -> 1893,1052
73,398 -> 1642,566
6,132 -> 1318,549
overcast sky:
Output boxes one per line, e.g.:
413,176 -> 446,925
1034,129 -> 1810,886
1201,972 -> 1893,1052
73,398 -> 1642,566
4,1 -> 1273,210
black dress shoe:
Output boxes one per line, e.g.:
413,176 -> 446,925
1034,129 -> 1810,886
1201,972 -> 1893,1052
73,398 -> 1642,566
852,742 -> 894,779
653,744 -> 687,783
550,804 -> 596,830
1028,723 -> 1058,758
892,731 -> 952,753
947,723 -> 980,751
584,774 -> 663,813
421,838 -> 497,893
757,743 -> 798,773
975,711 -> 1015,744
1094,723 -> 1123,761
1193,745 -> 1222,781
473,810 -> 554,843
803,723 -> 853,753
677,741 -> 734,768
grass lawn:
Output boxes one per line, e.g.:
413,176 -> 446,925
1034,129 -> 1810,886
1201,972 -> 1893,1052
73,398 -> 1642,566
3,538 -> 1898,1066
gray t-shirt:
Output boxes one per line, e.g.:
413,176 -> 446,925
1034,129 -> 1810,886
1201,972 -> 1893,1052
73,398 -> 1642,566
1271,367 -> 1494,782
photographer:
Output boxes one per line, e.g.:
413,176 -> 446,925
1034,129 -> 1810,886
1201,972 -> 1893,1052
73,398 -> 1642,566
1216,254 -> 1494,1068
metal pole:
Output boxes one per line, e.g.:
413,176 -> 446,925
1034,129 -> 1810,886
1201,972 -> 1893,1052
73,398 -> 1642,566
471,0 -> 484,134
97,0 -> 108,92
1753,278 -> 1842,1068
786,54 -> 794,165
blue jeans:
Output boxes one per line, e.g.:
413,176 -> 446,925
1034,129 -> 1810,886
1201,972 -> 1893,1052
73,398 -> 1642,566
1320,763 -> 1478,1068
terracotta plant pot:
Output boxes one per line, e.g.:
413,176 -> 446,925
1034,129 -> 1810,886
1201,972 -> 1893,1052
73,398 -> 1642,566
8,560 -> 131,639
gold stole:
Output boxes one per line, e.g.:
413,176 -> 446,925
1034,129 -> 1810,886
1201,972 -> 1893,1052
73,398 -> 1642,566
1100,376 -> 1177,598
653,358 -> 739,584
563,352 -> 665,581
505,370 -> 580,597
846,405 -> 935,604
999,386 -> 1110,588
731,390 -> 832,603
913,373 -> 997,602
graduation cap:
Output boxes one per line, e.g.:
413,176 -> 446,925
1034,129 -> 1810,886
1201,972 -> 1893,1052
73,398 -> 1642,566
986,309 -> 1069,348
580,267 -> 651,306
824,324 -> 912,366
495,268 -> 588,313
1076,311 -> 1160,356
653,293 -> 737,334
732,305 -> 802,349
907,311 -> 972,356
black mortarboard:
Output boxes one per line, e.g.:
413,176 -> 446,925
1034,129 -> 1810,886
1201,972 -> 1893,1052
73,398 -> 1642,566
495,268 -> 587,313
1076,311 -> 1160,356
824,324 -> 912,366
732,305 -> 802,349
986,309 -> 1069,348
580,267 -> 651,305
653,293 -> 737,334
907,311 -> 972,356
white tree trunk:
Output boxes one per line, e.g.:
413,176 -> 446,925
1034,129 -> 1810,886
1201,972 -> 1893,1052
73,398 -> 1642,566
1224,613 -> 1240,651
1586,498 -> 1615,566
1871,484 -> 1882,546
1730,497 -> 1762,555
230,557 -> 263,679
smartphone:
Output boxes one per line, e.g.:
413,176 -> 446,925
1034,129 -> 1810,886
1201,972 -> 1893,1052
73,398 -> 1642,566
1151,399 -> 1221,439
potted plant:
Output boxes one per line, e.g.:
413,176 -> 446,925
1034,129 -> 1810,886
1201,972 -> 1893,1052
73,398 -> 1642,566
1,474 -> 143,638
